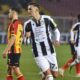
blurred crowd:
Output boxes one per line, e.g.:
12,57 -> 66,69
0,0 -> 32,14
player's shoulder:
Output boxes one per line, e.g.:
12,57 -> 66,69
24,19 -> 32,25
72,22 -> 80,28
13,20 -> 22,27
41,15 -> 51,19
13,20 -> 19,24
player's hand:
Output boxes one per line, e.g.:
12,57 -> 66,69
2,50 -> 7,58
70,40 -> 75,44
54,40 -> 60,47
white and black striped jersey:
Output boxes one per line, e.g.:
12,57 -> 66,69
24,15 -> 60,57
70,22 -> 80,46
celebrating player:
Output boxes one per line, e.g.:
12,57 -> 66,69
24,2 -> 60,80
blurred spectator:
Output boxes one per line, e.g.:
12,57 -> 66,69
19,0 -> 32,10
8,0 -> 22,13
0,6 -> 2,10
0,0 -> 33,13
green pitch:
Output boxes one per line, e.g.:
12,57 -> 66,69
0,44 -> 80,80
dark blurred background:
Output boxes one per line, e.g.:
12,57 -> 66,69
0,0 -> 80,16
0,0 -> 80,44
0,0 -> 33,14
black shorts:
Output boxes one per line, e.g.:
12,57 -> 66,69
7,53 -> 21,67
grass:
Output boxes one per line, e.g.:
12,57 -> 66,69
0,44 -> 80,80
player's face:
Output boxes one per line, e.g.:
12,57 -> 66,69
27,5 -> 39,17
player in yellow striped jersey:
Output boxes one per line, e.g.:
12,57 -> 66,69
2,8 -> 25,80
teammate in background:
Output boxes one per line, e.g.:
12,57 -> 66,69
2,8 -> 25,80
59,41 -> 77,77
59,14 -> 80,77
24,2 -> 60,80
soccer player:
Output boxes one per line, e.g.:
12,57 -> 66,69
59,14 -> 80,77
2,8 -> 25,80
24,2 -> 60,80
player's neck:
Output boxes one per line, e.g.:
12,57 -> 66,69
12,16 -> 18,22
33,13 -> 41,21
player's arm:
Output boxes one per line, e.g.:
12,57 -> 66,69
70,23 -> 78,44
49,17 -> 60,46
54,28 -> 60,46
26,32 -> 31,38
70,29 -> 75,44
25,22 -> 31,38
2,36 -> 16,58
24,21 -> 31,44
69,41 -> 77,59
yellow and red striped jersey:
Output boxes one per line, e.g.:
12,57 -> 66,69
8,20 -> 23,53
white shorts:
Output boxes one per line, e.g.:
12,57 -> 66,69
75,46 -> 80,57
34,53 -> 58,72
75,46 -> 80,61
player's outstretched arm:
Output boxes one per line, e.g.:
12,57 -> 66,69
54,28 -> 60,46
2,36 -> 16,58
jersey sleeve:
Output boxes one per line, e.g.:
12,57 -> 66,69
70,23 -> 79,41
18,24 -> 23,36
24,22 -> 31,32
11,21 -> 23,38
10,23 -> 18,37
49,16 -> 57,30
71,23 -> 79,31
47,16 -> 60,41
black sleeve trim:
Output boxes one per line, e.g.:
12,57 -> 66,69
25,22 -> 31,32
